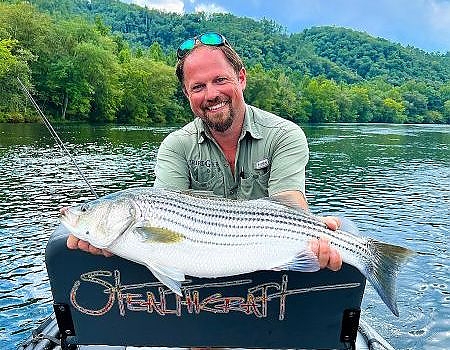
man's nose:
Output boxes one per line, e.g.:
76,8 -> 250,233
205,84 -> 219,100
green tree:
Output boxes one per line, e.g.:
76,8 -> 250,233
118,57 -> 182,124
76,41 -> 122,122
0,38 -> 35,122
382,98 -> 407,123
38,19 -> 121,121
301,77 -> 340,123
147,41 -> 165,62
245,64 -> 277,112
401,91 -> 428,122
94,15 -> 111,36
423,110 -> 444,124
348,85 -> 372,122
442,100 -> 450,123
270,71 -> 305,122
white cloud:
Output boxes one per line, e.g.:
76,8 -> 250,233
128,0 -> 185,13
194,2 -> 228,14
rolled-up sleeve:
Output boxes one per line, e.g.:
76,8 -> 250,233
267,124 -> 309,196
153,133 -> 190,190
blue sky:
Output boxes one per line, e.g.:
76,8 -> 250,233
123,0 -> 450,53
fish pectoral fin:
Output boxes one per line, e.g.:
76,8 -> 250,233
144,261 -> 186,296
149,268 -> 184,296
134,225 -> 184,243
273,250 -> 320,272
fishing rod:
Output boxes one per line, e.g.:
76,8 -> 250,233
17,77 -> 99,199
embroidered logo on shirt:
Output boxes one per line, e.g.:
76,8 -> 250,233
188,159 -> 220,168
254,158 -> 270,170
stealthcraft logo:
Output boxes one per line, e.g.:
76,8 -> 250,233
70,270 -> 360,320
188,159 -> 220,168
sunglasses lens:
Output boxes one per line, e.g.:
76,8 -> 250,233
177,38 -> 196,58
199,32 -> 224,46
177,33 -> 226,59
179,38 -> 195,51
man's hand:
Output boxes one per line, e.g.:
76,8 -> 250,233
321,216 -> 341,231
66,234 -> 113,257
309,236 -> 342,271
273,191 -> 343,272
310,216 -> 343,271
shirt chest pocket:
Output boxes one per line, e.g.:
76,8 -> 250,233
189,167 -> 225,196
238,169 -> 270,200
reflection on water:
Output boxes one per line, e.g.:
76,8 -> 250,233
0,123 -> 449,349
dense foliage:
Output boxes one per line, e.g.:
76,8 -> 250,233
1,0 -> 450,124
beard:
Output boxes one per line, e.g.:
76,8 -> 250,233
200,99 -> 234,133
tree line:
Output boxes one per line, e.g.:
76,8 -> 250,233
1,1 -> 450,124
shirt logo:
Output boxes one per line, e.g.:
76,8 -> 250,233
188,159 -> 220,168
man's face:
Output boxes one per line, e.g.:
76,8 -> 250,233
182,46 -> 246,133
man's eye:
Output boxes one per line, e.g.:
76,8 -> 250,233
191,85 -> 203,92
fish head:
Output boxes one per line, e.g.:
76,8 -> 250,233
60,195 -> 136,249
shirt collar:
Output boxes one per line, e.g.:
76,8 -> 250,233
196,104 -> 263,144
195,117 -> 208,144
241,104 -> 263,140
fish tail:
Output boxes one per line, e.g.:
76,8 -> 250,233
365,240 -> 416,317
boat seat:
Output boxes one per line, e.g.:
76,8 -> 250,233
46,224 -> 366,350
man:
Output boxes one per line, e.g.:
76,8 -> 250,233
67,32 -> 342,271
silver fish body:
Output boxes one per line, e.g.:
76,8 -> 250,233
60,187 -> 415,316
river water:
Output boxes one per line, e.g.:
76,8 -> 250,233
0,122 -> 449,349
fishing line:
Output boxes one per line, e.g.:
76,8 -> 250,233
17,77 -> 99,199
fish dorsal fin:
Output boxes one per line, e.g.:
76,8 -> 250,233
134,224 -> 184,243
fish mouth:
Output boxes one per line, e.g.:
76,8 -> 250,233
59,207 -> 81,231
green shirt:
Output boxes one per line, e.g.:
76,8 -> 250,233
153,104 -> 309,200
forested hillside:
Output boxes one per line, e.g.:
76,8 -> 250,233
1,0 -> 450,124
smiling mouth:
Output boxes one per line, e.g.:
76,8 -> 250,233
206,101 -> 227,111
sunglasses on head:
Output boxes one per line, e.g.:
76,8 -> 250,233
177,32 -> 228,59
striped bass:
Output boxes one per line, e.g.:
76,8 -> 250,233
60,187 -> 415,316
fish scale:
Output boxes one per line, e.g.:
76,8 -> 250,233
61,186 -> 415,316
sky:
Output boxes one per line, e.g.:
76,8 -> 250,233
122,0 -> 450,53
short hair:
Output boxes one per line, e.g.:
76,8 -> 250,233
175,43 -> 244,86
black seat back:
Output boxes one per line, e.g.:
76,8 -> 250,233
46,224 -> 365,349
